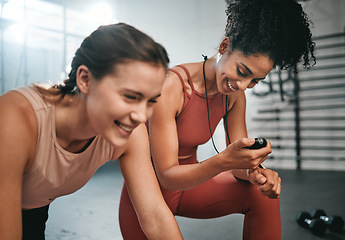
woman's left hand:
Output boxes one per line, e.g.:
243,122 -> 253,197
248,168 -> 282,199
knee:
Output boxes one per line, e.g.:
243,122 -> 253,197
242,183 -> 280,212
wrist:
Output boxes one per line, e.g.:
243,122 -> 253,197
212,151 -> 229,172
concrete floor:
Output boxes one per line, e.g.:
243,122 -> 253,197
45,161 -> 345,240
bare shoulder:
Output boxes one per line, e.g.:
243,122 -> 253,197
0,90 -> 37,126
227,90 -> 246,110
158,67 -> 186,116
0,90 -> 38,170
169,63 -> 201,90
115,124 -> 149,162
164,67 -> 185,94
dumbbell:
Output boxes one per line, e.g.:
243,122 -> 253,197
311,209 -> 344,233
296,211 -> 327,236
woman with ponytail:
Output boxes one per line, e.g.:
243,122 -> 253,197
0,23 -> 183,240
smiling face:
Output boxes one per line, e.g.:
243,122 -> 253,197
215,39 -> 274,95
80,60 -> 166,148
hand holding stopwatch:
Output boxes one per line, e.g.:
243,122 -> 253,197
244,138 -> 268,174
244,138 -> 267,149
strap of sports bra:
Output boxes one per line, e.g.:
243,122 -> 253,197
176,65 -> 195,92
168,65 -> 195,115
168,68 -> 187,94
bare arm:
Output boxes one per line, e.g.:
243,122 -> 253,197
0,91 -> 37,239
224,91 -> 281,198
223,90 -> 269,180
149,71 -> 268,192
118,124 -> 183,240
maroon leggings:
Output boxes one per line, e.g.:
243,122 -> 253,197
119,171 -> 281,240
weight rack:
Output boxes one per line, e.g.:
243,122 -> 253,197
248,31 -> 345,170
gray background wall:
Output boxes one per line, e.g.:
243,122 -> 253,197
0,0 -> 344,170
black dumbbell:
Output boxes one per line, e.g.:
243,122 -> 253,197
296,211 -> 328,236
311,209 -> 344,233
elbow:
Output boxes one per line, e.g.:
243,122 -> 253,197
156,165 -> 190,191
139,219 -> 160,239
158,175 -> 188,191
160,181 -> 180,191
137,208 -> 173,239
157,174 -> 177,191
156,171 -> 184,191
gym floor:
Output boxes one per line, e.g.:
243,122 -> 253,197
46,161 -> 345,240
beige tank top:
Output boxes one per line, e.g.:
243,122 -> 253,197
15,86 -> 115,209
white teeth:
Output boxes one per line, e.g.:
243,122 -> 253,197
117,122 -> 133,132
227,79 -> 236,92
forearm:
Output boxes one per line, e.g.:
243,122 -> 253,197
157,154 -> 225,191
140,208 -> 183,240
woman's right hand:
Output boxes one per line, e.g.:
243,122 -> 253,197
218,138 -> 272,171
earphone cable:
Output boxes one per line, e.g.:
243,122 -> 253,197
202,54 -> 231,154
202,55 -> 220,154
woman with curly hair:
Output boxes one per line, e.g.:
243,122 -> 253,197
119,0 -> 315,239
0,23 -> 183,240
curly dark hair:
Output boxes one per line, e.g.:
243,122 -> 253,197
225,0 -> 316,71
